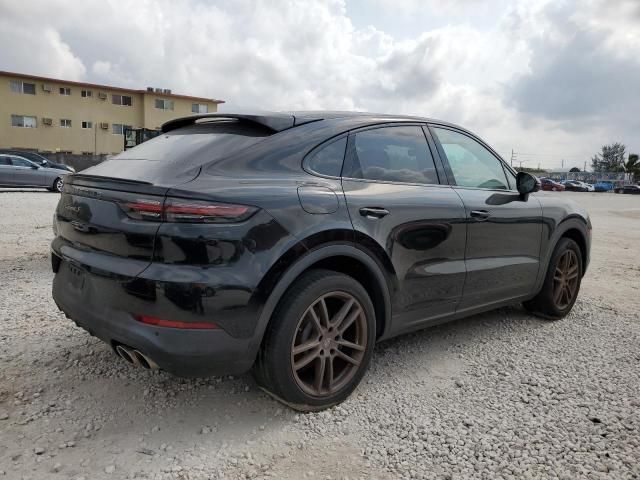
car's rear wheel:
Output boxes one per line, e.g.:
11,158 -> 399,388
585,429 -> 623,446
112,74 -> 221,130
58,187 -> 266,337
523,237 -> 582,319
253,269 -> 375,411
53,177 -> 64,193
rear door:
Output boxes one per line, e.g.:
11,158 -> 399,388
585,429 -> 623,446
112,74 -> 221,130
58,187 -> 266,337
341,124 -> 467,334
429,125 -> 542,311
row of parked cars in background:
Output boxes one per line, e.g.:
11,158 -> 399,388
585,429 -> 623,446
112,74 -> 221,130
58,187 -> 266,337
539,178 -> 640,194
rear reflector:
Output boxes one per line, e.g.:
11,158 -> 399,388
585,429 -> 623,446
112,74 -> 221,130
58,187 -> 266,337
119,196 -> 255,223
134,314 -> 219,330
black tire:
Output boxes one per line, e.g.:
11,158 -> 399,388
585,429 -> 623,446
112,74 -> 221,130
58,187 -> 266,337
523,237 -> 582,320
53,177 -> 64,193
253,269 -> 376,411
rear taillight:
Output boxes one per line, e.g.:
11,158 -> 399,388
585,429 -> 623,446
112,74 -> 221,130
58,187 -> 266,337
121,199 -> 163,221
165,198 -> 253,223
119,196 -> 255,223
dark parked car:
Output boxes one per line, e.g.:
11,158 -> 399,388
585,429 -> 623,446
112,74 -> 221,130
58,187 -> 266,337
562,180 -> 589,192
51,112 -> 591,410
539,178 -> 565,191
0,154 -> 71,192
615,184 -> 640,194
0,149 -> 75,173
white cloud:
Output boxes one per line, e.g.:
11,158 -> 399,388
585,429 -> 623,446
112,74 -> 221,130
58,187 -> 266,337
0,0 -> 637,167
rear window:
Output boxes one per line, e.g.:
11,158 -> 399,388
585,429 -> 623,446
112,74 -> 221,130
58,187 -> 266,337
83,121 -> 272,184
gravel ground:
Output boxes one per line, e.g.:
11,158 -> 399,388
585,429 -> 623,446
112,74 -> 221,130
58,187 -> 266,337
0,189 -> 639,480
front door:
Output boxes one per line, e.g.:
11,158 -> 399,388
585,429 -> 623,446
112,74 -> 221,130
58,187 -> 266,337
341,124 -> 468,334
0,155 -> 14,185
429,126 -> 542,311
10,156 -> 43,186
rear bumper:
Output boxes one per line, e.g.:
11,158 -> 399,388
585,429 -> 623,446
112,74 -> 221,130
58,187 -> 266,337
52,252 -> 257,377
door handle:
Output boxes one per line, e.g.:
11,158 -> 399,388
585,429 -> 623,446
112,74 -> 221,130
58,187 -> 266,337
359,207 -> 389,219
470,210 -> 491,221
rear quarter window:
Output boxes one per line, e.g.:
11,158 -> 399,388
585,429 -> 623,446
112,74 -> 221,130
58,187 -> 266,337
304,137 -> 347,177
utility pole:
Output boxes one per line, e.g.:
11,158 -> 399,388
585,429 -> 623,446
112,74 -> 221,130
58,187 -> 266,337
561,159 -> 564,169
583,161 -> 587,172
510,149 -> 515,167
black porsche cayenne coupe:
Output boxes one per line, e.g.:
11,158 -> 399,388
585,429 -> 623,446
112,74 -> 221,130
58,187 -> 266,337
52,111 -> 591,410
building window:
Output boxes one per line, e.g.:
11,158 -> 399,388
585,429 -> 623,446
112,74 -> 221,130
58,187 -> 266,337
60,119 -> 72,128
10,80 -> 36,95
112,94 -> 132,106
192,103 -> 208,113
81,121 -> 93,129
81,90 -> 93,98
59,87 -> 71,96
112,123 -> 132,135
155,98 -> 174,110
11,115 -> 37,128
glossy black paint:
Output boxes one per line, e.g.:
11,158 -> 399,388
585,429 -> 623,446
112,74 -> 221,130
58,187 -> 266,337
51,111 -> 591,377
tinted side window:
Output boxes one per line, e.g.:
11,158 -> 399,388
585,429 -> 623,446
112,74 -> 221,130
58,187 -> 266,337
347,126 -> 438,184
11,157 -> 33,167
432,127 -> 509,190
0,156 -> 10,166
306,137 -> 347,177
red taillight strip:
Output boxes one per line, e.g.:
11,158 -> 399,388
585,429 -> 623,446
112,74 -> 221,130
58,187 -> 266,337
165,204 -> 249,216
125,201 -> 163,213
120,198 -> 254,223
134,314 -> 219,330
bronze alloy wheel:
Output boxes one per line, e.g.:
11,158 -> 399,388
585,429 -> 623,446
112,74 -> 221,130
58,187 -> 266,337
553,249 -> 580,309
290,291 -> 367,397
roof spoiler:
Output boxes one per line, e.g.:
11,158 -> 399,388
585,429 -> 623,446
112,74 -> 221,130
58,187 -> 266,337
161,112 -> 322,133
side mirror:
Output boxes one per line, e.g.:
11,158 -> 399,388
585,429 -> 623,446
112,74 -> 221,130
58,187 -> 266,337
31,165 -> 39,170
516,172 -> 540,197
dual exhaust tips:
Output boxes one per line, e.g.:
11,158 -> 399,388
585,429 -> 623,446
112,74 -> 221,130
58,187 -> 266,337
115,344 -> 159,370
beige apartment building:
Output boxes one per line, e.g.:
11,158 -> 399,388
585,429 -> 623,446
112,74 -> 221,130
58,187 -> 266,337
0,71 -> 224,155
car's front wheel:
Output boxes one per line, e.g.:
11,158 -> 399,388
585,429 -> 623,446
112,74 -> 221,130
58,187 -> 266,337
53,177 -> 64,193
253,269 -> 376,411
523,237 -> 582,319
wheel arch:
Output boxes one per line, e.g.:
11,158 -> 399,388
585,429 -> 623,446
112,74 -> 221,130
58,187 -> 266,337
248,242 -> 394,362
534,216 -> 590,295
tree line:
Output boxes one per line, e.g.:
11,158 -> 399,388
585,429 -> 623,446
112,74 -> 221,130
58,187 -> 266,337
591,143 -> 639,180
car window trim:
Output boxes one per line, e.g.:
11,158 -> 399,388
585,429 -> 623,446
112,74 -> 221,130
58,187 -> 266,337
428,123 -> 518,192
341,123 -> 444,187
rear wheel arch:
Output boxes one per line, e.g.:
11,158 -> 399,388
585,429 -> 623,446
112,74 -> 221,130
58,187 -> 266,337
250,243 -> 393,362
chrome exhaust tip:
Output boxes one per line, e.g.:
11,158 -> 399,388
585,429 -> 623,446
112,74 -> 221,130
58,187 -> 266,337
115,345 -> 140,366
132,350 -> 159,370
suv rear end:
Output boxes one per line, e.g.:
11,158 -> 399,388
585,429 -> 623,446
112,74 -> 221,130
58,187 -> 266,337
51,120 -> 292,376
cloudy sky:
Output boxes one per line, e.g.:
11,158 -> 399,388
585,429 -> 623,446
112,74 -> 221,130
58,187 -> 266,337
1,0 -> 638,169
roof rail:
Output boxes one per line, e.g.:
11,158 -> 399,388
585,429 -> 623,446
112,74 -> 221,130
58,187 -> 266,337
161,112 -> 322,133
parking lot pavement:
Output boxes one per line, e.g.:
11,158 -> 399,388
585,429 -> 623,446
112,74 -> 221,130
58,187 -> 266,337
0,190 -> 639,479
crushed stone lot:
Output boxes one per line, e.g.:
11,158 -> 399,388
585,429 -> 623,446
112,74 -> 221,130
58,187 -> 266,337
1,190 -> 639,480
